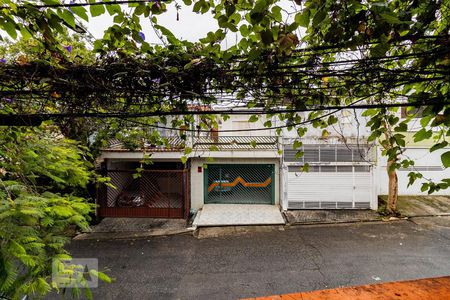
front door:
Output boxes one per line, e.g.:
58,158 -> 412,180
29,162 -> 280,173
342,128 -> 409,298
204,164 -> 275,204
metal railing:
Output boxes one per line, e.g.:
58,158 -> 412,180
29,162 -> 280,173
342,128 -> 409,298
104,135 -> 279,152
97,169 -> 189,218
193,136 -> 279,150
104,136 -> 185,152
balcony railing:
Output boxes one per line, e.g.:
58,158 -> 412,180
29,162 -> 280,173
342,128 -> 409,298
105,136 -> 279,152
105,136 -> 185,152
193,136 -> 279,150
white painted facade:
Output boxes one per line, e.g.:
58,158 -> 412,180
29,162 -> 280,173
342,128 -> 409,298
217,114 -> 277,136
99,109 -> 449,213
377,147 -> 450,195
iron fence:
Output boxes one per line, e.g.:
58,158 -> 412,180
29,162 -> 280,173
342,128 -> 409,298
193,136 -> 278,150
97,169 -> 189,218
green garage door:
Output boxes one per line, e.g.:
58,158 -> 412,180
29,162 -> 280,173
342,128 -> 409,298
204,164 -> 275,204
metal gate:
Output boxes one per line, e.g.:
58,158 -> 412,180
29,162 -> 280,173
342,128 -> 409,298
204,164 -> 275,204
97,170 -> 189,218
284,143 -> 375,209
286,165 -> 373,209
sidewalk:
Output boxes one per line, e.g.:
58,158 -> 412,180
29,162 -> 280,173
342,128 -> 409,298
243,276 -> 450,300
389,195 -> 450,217
74,218 -> 193,240
75,196 -> 450,240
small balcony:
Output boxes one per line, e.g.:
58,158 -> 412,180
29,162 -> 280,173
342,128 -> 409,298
105,136 -> 185,152
192,136 -> 279,151
104,136 -> 280,153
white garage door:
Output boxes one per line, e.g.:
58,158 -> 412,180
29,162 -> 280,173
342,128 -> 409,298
284,143 -> 374,209
287,165 -> 373,209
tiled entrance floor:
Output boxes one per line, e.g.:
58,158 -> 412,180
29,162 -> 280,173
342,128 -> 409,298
193,204 -> 285,227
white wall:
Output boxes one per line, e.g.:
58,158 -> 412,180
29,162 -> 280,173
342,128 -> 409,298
377,148 -> 450,195
282,110 -> 371,139
190,157 -> 281,212
217,114 -> 277,136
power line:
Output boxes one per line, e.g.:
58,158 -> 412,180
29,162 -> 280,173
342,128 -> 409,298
0,0 -> 162,10
114,89 -> 433,133
117,98 -> 369,133
3,100 -> 448,127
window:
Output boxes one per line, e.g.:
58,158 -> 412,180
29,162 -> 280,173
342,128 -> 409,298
284,144 -> 373,163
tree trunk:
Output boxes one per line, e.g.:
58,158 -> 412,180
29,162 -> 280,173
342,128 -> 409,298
387,159 -> 398,214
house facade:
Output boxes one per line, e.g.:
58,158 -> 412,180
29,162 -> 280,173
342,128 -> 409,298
97,109 -> 450,218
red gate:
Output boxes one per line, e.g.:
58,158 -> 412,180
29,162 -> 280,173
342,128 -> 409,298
97,169 -> 189,218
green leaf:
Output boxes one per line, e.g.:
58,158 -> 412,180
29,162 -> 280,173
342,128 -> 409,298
312,9 -> 326,27
253,0 -> 268,13
2,20 -> 18,39
441,151 -> 450,168
413,128 -> 432,142
239,24 -> 250,37
42,0 -> 60,4
271,6 -> 282,22
295,150 -> 304,159
297,127 -> 307,137
421,183 -> 429,192
249,115 -> 258,122
430,141 -> 448,152
260,29 -> 274,45
193,0 -> 204,13
20,26 -> 32,40
154,24 -> 180,45
90,4 -> 106,17
380,12 -> 403,24
71,6 -> 89,22
394,122 -> 408,132
10,240 -> 26,255
295,9 -> 310,27
89,270 -> 113,283
293,140 -> 302,149
105,3 -> 121,15
370,41 -> 389,57
394,134 -> 406,147
60,10 -> 76,28
208,145 -> 219,151
362,109 -> 378,117
327,115 -> 338,125
301,164 -> 309,172
420,115 -> 433,127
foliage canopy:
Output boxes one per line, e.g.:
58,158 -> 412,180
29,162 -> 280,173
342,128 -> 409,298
0,0 -> 449,296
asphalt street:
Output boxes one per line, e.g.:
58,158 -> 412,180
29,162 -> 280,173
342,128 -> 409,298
49,218 -> 450,300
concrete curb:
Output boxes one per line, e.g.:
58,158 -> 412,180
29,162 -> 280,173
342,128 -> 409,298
73,228 -> 194,241
287,218 -> 384,226
404,213 -> 450,218
73,215 -> 447,241
195,225 -> 285,239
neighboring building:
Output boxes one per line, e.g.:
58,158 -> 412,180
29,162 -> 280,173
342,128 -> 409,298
377,108 -> 450,196
96,108 -> 450,219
